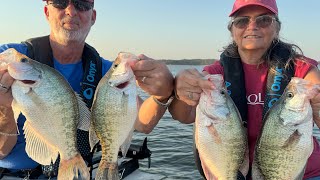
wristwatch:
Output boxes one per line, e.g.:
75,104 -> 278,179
152,95 -> 174,108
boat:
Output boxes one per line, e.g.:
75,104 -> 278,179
1,138 -> 166,180
91,137 -> 166,180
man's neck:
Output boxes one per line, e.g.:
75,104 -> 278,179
49,37 -> 84,64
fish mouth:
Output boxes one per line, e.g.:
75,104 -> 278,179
20,80 -> 37,85
116,81 -> 129,89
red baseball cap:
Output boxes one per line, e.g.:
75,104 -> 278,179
229,0 -> 278,17
42,0 -> 94,2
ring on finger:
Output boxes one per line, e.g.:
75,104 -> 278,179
0,83 -> 9,92
188,92 -> 193,100
141,76 -> 146,83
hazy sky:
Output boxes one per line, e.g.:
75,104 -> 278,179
0,1 -> 319,61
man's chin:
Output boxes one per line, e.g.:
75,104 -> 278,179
63,23 -> 79,30
53,29 -> 89,44
56,36 -> 84,45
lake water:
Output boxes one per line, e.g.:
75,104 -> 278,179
132,65 -> 320,180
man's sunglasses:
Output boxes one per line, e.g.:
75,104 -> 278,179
47,0 -> 94,12
231,15 -> 276,29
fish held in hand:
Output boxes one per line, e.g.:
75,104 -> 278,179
195,74 -> 248,180
252,77 -> 320,180
1,48 -> 90,180
90,52 -> 139,180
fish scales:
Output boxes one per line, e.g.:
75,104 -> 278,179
91,52 -> 138,180
0,48 -> 90,180
252,77 -> 319,180
92,79 -> 135,161
195,74 -> 248,180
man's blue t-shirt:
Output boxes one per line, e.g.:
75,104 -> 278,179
0,43 -> 112,170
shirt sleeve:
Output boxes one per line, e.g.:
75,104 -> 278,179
0,43 -> 28,54
101,57 -> 113,76
294,57 -> 318,78
203,60 -> 224,75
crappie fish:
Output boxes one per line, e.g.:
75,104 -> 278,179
195,74 -> 248,180
90,52 -> 138,180
0,48 -> 90,180
252,77 -> 320,180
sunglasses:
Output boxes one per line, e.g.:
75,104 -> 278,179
47,0 -> 94,12
231,15 -> 276,29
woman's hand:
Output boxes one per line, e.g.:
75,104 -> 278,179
174,69 -> 214,106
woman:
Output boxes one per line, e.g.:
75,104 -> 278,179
168,0 -> 320,179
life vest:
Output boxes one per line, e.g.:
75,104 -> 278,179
194,43 -> 295,179
22,35 -> 102,178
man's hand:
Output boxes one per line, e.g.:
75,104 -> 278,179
132,54 -> 174,101
174,69 -> 214,106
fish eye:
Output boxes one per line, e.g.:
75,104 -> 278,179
21,58 -> 28,63
287,92 -> 294,98
220,90 -> 225,95
113,64 -> 119,70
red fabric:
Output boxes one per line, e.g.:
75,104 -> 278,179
229,0 -> 278,17
42,0 -> 94,2
203,58 -> 320,179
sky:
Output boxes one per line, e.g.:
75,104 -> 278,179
0,1 -> 319,61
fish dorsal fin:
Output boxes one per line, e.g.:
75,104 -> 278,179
200,158 -> 217,180
11,99 -> 21,123
120,126 -> 135,158
10,100 -> 22,135
76,93 -> 91,131
0,105 -> 20,136
295,164 -> 307,180
252,161 -> 265,180
89,121 -> 99,151
23,121 -> 59,165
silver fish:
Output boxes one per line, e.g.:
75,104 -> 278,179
90,52 -> 138,180
0,48 -> 90,180
195,74 -> 248,180
252,77 -> 320,180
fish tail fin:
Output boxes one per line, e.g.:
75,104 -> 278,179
58,154 -> 90,180
95,160 -> 119,180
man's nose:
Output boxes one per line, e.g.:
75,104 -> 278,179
64,1 -> 78,16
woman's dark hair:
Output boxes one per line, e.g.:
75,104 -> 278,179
224,15 -> 304,68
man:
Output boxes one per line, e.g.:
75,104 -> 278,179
0,0 -> 174,178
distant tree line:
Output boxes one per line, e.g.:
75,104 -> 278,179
158,59 -> 216,65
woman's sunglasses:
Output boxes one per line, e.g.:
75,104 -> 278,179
47,0 -> 94,12
231,15 -> 276,29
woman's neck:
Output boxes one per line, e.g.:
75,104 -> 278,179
238,49 -> 266,65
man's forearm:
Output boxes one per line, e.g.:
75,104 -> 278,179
0,106 -> 17,159
135,96 -> 167,134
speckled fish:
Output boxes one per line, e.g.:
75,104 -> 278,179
90,52 -> 139,180
252,77 -> 320,180
195,74 -> 248,180
0,48 -> 90,180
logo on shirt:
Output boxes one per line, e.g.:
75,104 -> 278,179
267,67 -> 283,108
247,93 -> 264,105
83,60 -> 97,100
225,81 -> 231,95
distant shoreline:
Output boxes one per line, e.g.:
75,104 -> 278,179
159,59 -> 216,65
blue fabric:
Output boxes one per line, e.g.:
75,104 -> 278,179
307,176 -> 320,180
0,43 -> 112,170
53,58 -> 84,93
